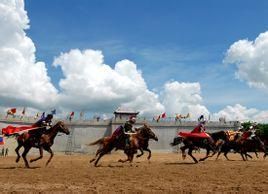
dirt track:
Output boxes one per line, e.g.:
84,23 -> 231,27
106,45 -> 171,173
0,152 -> 267,193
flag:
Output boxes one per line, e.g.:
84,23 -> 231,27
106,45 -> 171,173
40,112 -> 45,119
7,108 -> 16,114
68,111 -> 74,121
34,112 -> 39,119
0,136 -> 4,145
161,112 -> 166,118
22,107 -> 26,115
156,115 -> 161,122
2,125 -> 35,136
51,109 -> 56,115
10,108 -> 16,114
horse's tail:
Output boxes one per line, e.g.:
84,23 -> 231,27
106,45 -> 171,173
170,136 -> 183,146
87,138 -> 105,146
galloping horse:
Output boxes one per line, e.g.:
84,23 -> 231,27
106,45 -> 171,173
15,121 -> 70,168
89,124 -> 158,166
170,131 -> 228,163
216,133 -> 267,160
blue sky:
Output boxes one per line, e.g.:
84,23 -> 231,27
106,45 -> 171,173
24,0 -> 268,113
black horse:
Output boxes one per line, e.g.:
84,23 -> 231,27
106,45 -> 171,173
170,131 -> 228,163
216,134 -> 267,161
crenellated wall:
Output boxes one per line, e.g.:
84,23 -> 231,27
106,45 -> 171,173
0,117 -> 240,155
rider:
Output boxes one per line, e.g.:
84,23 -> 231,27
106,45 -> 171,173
191,115 -> 206,133
123,116 -> 136,149
242,123 -> 257,140
30,113 -> 53,146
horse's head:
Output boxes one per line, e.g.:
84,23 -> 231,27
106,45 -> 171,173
138,123 -> 158,141
55,121 -> 70,135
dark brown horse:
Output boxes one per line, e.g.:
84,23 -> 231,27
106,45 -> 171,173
216,134 -> 267,161
89,124 -> 158,166
15,121 -> 70,168
170,131 -> 228,163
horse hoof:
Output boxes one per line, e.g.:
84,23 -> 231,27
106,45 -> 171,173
89,159 -> 95,163
15,158 -> 20,163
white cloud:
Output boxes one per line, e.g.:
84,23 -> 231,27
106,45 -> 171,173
213,104 -> 268,123
2,0 -> 268,122
53,49 -> 164,115
161,81 -> 209,119
224,31 -> 268,90
0,0 -> 58,109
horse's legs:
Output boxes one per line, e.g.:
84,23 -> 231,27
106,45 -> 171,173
90,148 -> 102,163
22,146 -> 31,168
245,152 -> 252,160
199,148 -> 210,162
43,147 -> 54,166
188,148 -> 198,163
144,148 -> 152,160
180,145 -> 187,160
30,147 -> 43,163
216,150 -> 222,160
136,148 -> 144,158
15,143 -> 22,163
94,151 -> 106,167
240,151 -> 246,161
255,151 -> 259,158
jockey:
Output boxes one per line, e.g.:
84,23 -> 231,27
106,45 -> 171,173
30,114 -> 53,145
123,116 -> 136,149
247,123 -> 257,140
191,115 -> 206,133
239,123 -> 257,142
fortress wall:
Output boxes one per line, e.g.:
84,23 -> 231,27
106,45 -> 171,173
0,118 -> 239,155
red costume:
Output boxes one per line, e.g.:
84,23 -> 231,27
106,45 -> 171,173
191,124 -> 205,133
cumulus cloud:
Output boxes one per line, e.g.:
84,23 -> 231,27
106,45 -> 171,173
0,0 -> 58,109
53,49 -> 165,115
224,31 -> 268,90
3,0 -> 268,122
213,104 -> 268,123
161,81 -> 209,119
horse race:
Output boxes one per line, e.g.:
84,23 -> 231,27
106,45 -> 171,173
0,0 -> 268,193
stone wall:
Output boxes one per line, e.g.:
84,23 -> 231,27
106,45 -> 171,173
0,117 -> 240,155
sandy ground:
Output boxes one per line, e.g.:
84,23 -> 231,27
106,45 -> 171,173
0,152 -> 267,193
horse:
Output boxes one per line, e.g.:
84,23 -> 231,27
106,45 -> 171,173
170,131 -> 228,163
89,124 -> 158,166
216,133 -> 267,161
15,121 -> 70,168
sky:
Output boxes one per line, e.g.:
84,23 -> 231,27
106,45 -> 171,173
0,0 -> 268,122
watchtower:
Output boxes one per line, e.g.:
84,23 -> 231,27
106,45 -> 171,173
114,107 -> 139,120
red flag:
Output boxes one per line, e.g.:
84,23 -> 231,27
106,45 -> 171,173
10,108 -> 16,114
70,112 -> 74,117
161,112 -> 166,118
2,125 -> 35,136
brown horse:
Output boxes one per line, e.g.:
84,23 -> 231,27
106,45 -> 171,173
15,121 -> 70,168
89,124 -> 158,166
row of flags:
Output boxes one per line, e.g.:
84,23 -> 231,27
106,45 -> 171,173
154,112 -> 191,122
5,108 -> 81,121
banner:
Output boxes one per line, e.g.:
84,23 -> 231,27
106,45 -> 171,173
2,125 -> 36,136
